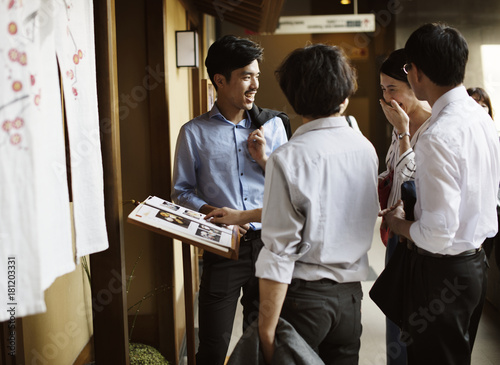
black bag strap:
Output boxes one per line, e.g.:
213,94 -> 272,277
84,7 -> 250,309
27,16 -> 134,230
345,115 -> 353,128
248,104 -> 292,140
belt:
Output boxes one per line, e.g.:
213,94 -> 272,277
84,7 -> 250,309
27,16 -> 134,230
291,278 -> 339,287
242,229 -> 261,242
406,241 -> 482,258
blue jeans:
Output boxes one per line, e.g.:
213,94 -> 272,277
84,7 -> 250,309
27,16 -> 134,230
385,235 -> 407,365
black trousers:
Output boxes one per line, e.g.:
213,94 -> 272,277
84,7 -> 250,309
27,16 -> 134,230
483,206 -> 500,268
280,279 -> 363,365
196,238 -> 263,365
402,248 -> 487,365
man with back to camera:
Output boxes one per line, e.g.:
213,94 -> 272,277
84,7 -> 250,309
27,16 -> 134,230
255,44 -> 379,364
380,23 -> 500,365
171,35 -> 288,365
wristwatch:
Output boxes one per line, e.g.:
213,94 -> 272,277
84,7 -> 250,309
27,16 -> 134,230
398,132 -> 410,139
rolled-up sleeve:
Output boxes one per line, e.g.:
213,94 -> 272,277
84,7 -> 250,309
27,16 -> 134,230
410,136 -> 460,252
255,155 -> 310,284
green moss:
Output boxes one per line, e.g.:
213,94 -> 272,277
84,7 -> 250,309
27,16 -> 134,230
129,343 -> 169,365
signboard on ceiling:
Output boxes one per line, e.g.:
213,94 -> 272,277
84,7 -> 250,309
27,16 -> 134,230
274,14 -> 376,34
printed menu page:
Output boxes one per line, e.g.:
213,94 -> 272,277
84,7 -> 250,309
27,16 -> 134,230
128,196 -> 237,254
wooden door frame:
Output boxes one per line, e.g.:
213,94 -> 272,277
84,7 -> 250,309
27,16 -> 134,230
90,1 -> 130,364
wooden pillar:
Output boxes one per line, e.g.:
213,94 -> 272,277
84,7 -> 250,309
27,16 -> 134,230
182,244 -> 197,365
90,1 -> 130,364
145,0 -> 177,361
0,318 -> 25,365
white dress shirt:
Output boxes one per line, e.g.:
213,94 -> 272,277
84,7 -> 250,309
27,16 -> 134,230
410,86 -> 500,255
255,117 -> 379,284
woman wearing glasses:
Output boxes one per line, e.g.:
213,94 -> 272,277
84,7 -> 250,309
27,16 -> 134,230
378,49 -> 432,365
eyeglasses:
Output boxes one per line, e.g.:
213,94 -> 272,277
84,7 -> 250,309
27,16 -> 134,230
402,63 -> 412,75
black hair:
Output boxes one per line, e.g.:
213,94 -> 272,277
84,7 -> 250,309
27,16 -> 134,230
380,49 -> 409,85
467,87 -> 494,119
275,44 -> 357,119
205,35 -> 263,90
405,23 -> 468,87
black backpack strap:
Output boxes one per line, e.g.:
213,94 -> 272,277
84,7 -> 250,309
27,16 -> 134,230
345,115 -> 353,128
248,104 -> 292,140
276,112 -> 292,140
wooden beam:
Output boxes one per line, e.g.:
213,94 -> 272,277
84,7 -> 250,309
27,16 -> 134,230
192,0 -> 285,33
90,1 -> 130,364
182,244 -> 196,365
178,0 -> 203,29
145,0 -> 177,361
0,318 -> 25,365
73,335 -> 94,365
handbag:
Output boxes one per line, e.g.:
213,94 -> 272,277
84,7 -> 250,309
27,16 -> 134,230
378,170 -> 394,210
369,180 -> 416,328
378,170 -> 394,245
369,240 -> 408,327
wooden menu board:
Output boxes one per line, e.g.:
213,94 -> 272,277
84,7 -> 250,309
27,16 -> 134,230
128,196 -> 240,260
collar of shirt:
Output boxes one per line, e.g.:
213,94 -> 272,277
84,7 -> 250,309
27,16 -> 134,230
291,116 -> 348,139
428,85 -> 469,127
209,103 -> 252,128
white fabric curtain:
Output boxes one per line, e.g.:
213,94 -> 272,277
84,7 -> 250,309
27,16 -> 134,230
0,0 -> 108,321
54,0 -> 108,257
0,1 -> 47,320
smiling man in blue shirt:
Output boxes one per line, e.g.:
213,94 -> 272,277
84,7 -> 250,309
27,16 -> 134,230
171,35 -> 288,365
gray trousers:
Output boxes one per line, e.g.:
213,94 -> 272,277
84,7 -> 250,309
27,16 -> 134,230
280,279 -> 363,365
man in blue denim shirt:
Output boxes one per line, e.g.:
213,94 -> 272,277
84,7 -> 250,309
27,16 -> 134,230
171,35 -> 287,365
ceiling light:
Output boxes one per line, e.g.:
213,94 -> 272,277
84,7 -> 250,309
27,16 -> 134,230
341,0 -> 351,4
